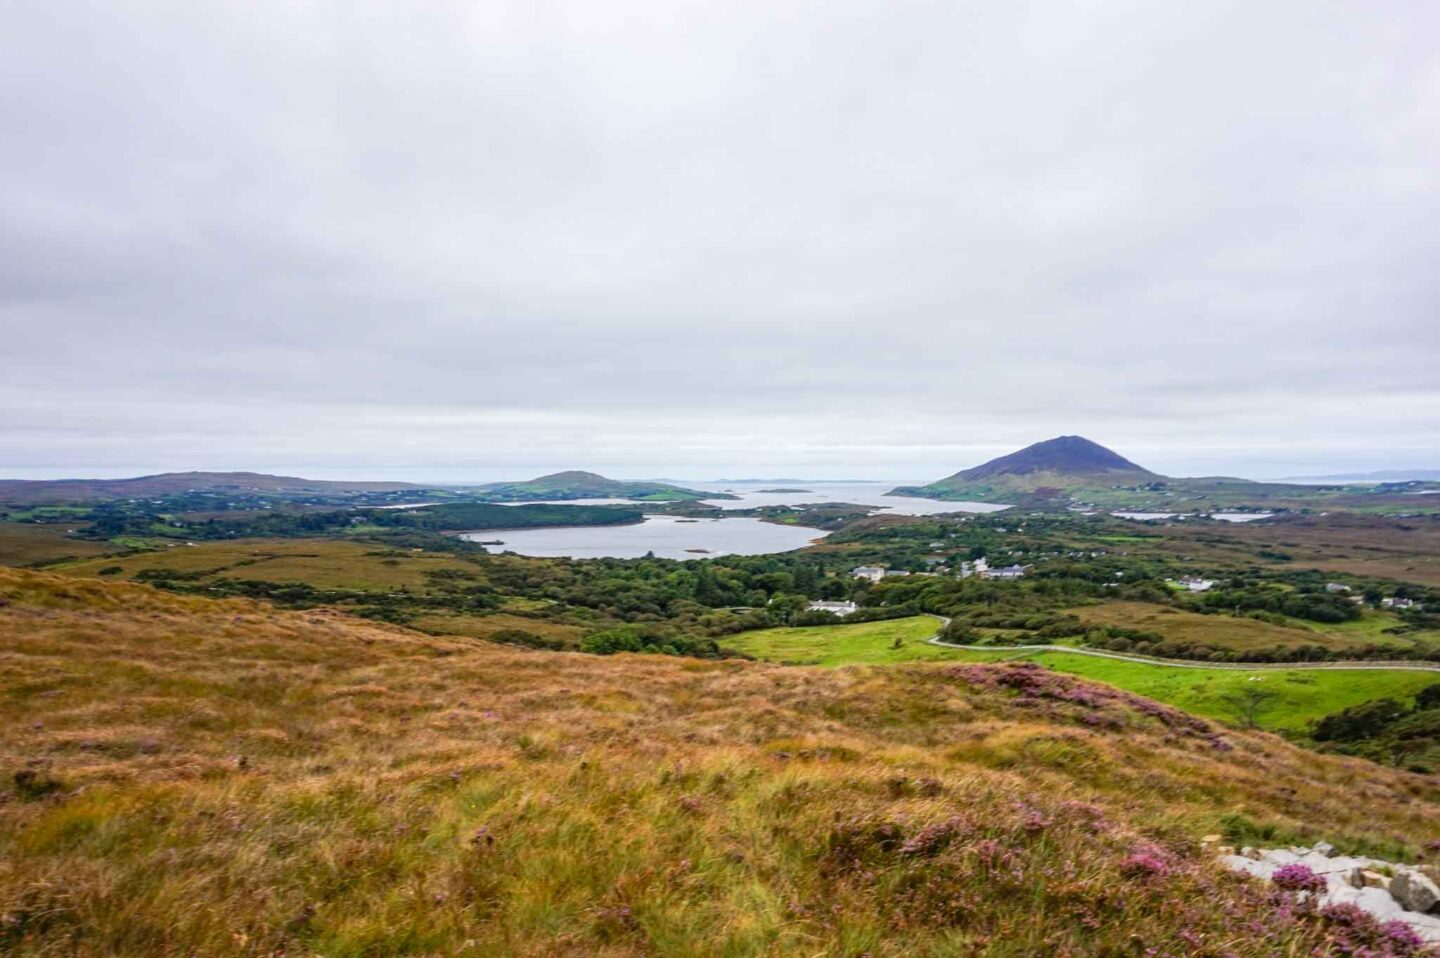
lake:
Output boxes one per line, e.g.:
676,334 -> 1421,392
1113,511 -> 1274,523
461,481 -> 1008,559
686,481 -> 1010,516
460,514 -> 827,560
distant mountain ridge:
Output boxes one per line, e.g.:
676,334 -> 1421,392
0,471 -> 420,504
1282,469 -> 1440,483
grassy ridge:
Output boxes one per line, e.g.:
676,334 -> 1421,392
3,569 -> 1440,955
1068,600 -> 1437,653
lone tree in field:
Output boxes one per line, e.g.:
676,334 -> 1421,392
1219,685 -> 1280,729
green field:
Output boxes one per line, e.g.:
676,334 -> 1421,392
723,615 -> 952,665
724,616 -> 1440,733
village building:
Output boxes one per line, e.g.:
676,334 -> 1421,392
851,566 -> 885,583
807,600 -> 858,616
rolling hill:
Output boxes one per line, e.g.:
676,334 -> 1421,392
2,566 -> 1438,955
473,470 -> 734,502
0,471 -> 421,504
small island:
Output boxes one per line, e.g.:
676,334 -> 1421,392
756,487 -> 813,494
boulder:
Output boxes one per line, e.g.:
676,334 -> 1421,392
1391,869 -> 1440,914
1260,849 -> 1302,867
1311,841 -> 1336,857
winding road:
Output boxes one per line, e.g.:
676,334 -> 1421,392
919,615 -> 1440,674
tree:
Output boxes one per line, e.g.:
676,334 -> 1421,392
1415,683 -> 1440,711
1312,698 -> 1406,742
1386,710 -> 1440,768
1218,686 -> 1280,729
693,564 -> 723,606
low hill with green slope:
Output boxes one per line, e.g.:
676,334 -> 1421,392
473,470 -> 733,502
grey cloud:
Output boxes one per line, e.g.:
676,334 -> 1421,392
2,0 -> 1437,479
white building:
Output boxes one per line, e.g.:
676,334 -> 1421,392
983,564 -> 1028,580
807,600 -> 858,616
959,557 -> 989,579
851,566 -> 885,583
1382,597 -> 1421,611
1172,576 -> 1215,592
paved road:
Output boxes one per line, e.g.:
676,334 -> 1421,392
919,615 -> 1440,674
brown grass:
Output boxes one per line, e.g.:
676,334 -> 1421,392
1152,514 -> 1440,587
1,568 -> 1438,956
58,538 -> 489,592
0,524 -> 113,567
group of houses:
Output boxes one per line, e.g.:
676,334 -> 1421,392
849,559 -> 1028,584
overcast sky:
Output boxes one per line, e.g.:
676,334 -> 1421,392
3,1 -> 1437,482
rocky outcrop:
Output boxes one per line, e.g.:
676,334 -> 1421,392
1213,840 -> 1440,944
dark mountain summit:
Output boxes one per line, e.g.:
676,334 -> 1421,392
888,436 -> 1159,503
954,436 -> 1156,481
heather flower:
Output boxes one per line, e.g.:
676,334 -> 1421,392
1119,844 -> 1174,880
1318,902 -> 1435,957
899,816 -> 968,857
1272,863 -> 1326,893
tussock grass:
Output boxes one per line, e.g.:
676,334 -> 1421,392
2,568 -> 1438,956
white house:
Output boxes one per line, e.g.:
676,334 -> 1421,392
851,566 -> 885,583
807,600 -> 858,616
1172,576 -> 1215,592
959,557 -> 989,579
1382,597 -> 1421,611
1325,583 -> 1351,594
983,564 -> 1028,580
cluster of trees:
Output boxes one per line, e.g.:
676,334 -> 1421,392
1311,684 -> 1440,771
577,626 -> 731,658
1182,584 -> 1361,624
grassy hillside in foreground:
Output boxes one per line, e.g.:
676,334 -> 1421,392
724,617 -> 1440,733
2,571 -> 1440,956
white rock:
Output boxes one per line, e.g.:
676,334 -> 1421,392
1312,841 -> 1336,857
1391,869 -> 1440,913
1219,854 -> 1277,880
1300,853 -> 1377,877
1321,883 -> 1407,923
1406,912 -> 1440,944
1260,849 -> 1302,867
